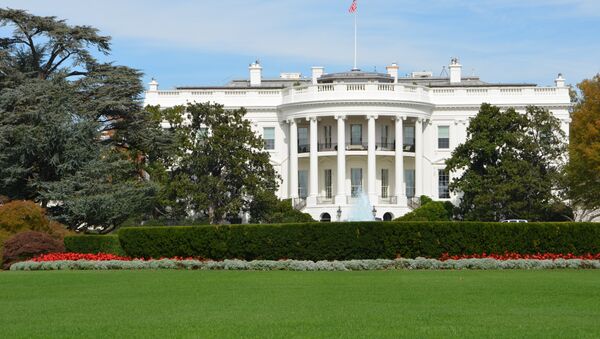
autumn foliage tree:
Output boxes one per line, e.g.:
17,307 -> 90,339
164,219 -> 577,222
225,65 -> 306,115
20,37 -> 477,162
566,75 -> 600,221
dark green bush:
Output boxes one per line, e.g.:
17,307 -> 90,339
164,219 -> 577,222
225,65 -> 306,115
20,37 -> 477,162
118,222 -> 600,260
64,235 -> 125,256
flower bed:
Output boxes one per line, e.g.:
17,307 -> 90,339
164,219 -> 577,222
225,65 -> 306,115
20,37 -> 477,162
439,252 -> 600,261
10,257 -> 600,271
32,253 -> 132,262
9,252 -> 600,271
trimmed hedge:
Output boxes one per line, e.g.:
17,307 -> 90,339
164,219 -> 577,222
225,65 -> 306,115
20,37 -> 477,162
118,221 -> 600,260
64,235 -> 125,256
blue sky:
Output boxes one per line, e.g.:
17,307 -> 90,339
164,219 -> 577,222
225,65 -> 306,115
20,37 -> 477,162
4,0 -> 600,89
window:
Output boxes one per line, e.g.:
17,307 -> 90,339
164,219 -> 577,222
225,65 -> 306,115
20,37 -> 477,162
298,170 -> 308,198
438,126 -> 450,149
196,127 -> 208,144
324,169 -> 332,199
438,169 -> 450,199
351,124 -> 362,145
351,168 -> 363,197
263,127 -> 275,150
381,125 -> 389,146
404,169 -> 415,198
323,125 -> 332,149
298,127 -> 309,153
381,169 -> 389,198
403,126 -> 415,152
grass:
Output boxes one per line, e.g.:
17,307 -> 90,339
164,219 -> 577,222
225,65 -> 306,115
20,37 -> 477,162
1,270 -> 600,338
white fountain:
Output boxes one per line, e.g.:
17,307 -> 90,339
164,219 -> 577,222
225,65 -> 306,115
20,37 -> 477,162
346,189 -> 375,221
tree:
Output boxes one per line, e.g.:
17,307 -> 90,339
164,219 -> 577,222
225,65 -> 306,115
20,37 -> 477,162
151,102 -> 279,224
446,103 -> 568,221
566,75 -> 600,220
0,9 -> 162,230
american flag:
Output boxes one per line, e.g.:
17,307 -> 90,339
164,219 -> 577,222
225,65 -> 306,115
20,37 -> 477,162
348,0 -> 357,13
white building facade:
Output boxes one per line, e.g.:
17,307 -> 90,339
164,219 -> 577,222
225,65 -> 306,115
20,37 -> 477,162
144,59 -> 571,221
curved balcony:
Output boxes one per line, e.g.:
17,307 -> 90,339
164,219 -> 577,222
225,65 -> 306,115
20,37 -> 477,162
281,83 -> 432,106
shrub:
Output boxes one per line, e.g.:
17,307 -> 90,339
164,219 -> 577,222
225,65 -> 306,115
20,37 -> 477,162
0,201 -> 69,265
64,235 -> 125,256
2,231 -> 65,269
396,196 -> 453,221
0,200 -> 51,233
117,221 -> 600,261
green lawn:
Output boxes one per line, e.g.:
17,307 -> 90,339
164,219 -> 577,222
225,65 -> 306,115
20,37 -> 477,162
1,270 -> 599,338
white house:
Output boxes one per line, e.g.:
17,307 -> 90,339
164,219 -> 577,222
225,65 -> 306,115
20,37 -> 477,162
144,59 -> 571,221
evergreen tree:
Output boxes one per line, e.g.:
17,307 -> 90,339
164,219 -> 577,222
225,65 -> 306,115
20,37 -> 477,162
0,9 -> 160,230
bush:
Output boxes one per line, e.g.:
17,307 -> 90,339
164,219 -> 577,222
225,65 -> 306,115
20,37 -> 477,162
396,196 -> 453,221
64,235 -> 125,256
117,221 -> 600,261
2,231 -> 65,269
0,200 -> 69,265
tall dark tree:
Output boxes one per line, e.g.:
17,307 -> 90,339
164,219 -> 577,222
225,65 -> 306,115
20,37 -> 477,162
151,103 -> 279,224
0,9 -> 160,230
446,103 -> 568,221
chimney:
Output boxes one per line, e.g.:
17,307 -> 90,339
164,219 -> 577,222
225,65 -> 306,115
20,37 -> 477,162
449,57 -> 462,84
148,78 -> 159,91
311,66 -> 324,84
249,60 -> 262,86
386,63 -> 399,83
555,73 -> 565,88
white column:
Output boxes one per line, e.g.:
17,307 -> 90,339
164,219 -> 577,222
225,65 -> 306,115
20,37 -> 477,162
367,115 -> 378,204
308,117 -> 318,205
415,118 -> 423,197
335,115 -> 346,205
289,119 -> 298,199
394,116 -> 406,205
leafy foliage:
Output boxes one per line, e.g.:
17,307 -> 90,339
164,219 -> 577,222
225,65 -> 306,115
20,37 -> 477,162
248,192 -> 314,223
118,221 -> 600,260
148,103 -> 279,224
64,235 -> 125,256
566,75 -> 600,219
0,200 -> 67,236
396,196 -> 453,221
446,104 -> 567,221
0,9 -> 162,230
2,231 -> 64,269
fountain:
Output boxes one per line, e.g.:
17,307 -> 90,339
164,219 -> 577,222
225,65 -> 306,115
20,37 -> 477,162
346,190 -> 375,221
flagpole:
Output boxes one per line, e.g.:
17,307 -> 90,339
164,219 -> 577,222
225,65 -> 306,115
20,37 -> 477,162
353,10 -> 357,70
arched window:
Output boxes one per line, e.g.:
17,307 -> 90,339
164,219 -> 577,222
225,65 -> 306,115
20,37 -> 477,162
320,213 -> 331,222
383,212 -> 393,221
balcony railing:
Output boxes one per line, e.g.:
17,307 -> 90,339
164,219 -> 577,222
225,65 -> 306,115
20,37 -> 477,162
298,144 -> 309,153
402,144 -> 415,152
346,143 -> 368,151
318,142 -> 337,151
298,142 -> 416,153
379,196 -> 398,204
376,142 -> 395,151
292,197 -> 307,210
407,197 -> 420,210
316,195 -> 334,204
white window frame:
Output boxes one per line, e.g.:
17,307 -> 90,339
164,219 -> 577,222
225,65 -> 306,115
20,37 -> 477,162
437,125 -> 450,150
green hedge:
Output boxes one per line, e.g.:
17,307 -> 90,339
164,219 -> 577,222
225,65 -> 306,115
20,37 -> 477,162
117,222 -> 600,260
64,235 -> 125,256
